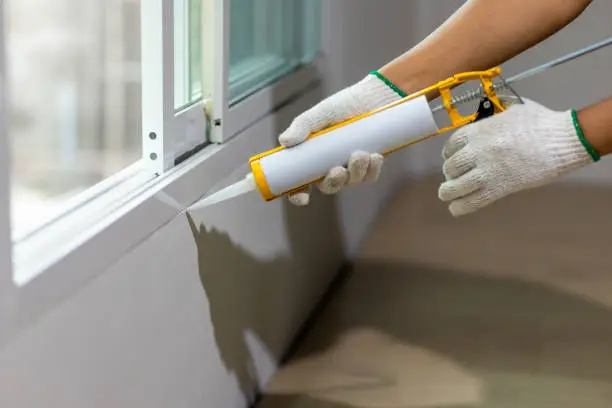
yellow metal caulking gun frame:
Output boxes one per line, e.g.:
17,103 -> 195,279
248,66 -> 509,202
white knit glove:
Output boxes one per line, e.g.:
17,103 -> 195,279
439,98 -> 599,216
278,72 -> 405,206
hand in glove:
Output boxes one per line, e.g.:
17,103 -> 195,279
439,98 -> 600,216
278,72 -> 405,206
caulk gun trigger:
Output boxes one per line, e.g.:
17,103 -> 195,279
474,97 -> 495,122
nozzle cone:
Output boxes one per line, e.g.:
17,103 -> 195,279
188,173 -> 257,211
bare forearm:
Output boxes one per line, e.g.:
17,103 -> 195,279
379,0 -> 592,97
578,97 -> 612,157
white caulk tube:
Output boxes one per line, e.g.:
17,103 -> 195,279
189,95 -> 439,210
254,95 -> 439,199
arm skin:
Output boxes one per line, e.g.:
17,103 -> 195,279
379,0 -> 593,99
578,98 -> 612,157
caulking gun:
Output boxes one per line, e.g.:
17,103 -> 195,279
188,36 -> 612,210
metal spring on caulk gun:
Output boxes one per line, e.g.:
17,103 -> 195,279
431,35 -> 612,114
431,78 -> 514,114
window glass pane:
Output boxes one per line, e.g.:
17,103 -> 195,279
7,0 -> 142,235
301,0 -> 322,62
174,0 -> 203,110
229,0 -> 321,103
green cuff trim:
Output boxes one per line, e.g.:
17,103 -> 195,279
571,109 -> 600,162
369,70 -> 407,98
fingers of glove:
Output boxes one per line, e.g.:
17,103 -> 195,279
438,169 -> 485,202
498,94 -> 523,109
448,190 -> 492,217
347,151 -> 370,185
278,109 -> 318,147
363,153 -> 384,182
442,147 -> 476,180
318,167 -> 349,195
287,186 -> 312,206
279,98 -> 351,148
499,96 -> 549,117
288,191 -> 311,206
442,129 -> 470,160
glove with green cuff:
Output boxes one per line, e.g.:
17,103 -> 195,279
439,98 -> 600,217
278,71 -> 406,206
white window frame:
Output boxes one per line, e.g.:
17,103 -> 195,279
0,0 -> 322,342
206,0 -> 322,143
142,0 -> 207,175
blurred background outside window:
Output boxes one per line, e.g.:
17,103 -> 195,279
229,0 -> 321,103
174,0 -> 203,110
7,0 -> 142,235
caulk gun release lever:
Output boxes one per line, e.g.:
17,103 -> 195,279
188,35 -> 612,211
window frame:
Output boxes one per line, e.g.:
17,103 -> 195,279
206,0 -> 323,143
0,0 -> 323,342
141,0 -> 208,175
203,0 -> 229,143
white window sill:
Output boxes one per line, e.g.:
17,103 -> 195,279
4,61 -> 323,338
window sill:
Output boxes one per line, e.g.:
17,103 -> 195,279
12,163 -> 153,286
4,63 -> 323,340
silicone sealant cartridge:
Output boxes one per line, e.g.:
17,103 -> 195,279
188,94 -> 442,211
248,94 -> 440,201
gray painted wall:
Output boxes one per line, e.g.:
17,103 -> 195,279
5,2 -> 607,406
0,2 -> 413,407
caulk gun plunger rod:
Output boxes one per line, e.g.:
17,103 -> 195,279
505,35 -> 612,85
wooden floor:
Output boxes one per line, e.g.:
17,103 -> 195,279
258,177 -> 612,408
